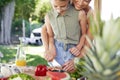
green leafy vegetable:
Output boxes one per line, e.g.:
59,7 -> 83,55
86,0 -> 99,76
8,73 -> 35,80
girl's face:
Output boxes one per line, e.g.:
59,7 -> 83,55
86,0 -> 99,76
51,0 -> 69,14
73,0 -> 91,10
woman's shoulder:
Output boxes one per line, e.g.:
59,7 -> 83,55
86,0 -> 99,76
88,6 -> 94,14
78,9 -> 86,17
87,6 -> 94,18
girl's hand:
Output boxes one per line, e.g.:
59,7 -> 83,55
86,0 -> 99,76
44,45 -> 56,62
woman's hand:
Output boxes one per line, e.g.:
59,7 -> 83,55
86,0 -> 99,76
78,47 -> 86,58
69,47 -> 81,57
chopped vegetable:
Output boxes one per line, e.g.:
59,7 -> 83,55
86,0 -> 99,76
8,73 -> 35,80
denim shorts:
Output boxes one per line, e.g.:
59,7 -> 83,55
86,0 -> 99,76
54,40 -> 76,66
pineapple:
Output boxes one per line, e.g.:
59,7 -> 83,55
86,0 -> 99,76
76,16 -> 120,80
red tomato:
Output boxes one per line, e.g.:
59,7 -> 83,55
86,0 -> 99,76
35,65 -> 47,76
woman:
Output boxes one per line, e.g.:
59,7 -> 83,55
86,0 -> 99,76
41,0 -> 93,72
72,0 -> 94,58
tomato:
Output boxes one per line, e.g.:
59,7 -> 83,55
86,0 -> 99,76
35,65 -> 47,76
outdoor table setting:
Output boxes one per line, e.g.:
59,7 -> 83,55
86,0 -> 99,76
0,44 -> 71,80
0,63 -> 71,80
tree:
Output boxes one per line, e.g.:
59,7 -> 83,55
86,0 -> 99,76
12,0 -> 36,38
14,0 -> 36,21
0,0 -> 15,45
0,0 -> 51,44
34,0 -> 51,22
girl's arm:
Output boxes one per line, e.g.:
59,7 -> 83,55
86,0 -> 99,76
44,15 -> 56,61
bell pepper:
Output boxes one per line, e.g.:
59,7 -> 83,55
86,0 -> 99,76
35,65 -> 47,76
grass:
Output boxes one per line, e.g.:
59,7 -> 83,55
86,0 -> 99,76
0,45 -> 48,66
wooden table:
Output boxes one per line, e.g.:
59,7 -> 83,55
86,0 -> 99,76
23,66 -> 50,80
0,64 -> 70,80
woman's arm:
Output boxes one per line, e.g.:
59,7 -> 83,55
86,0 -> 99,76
77,10 -> 87,50
78,8 -> 95,58
69,10 -> 87,57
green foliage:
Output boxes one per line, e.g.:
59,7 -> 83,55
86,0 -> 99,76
0,45 -> 48,66
34,0 -> 51,22
70,58 -> 86,79
89,13 -> 105,37
30,23 -> 43,31
14,0 -> 36,20
12,19 -> 30,37
0,46 -> 17,63
12,19 -> 43,37
27,54 -> 47,66
13,0 -> 50,26
9,73 -> 35,80
81,16 -> 120,80
0,0 -> 13,7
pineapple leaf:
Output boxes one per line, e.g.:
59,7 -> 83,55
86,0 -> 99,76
79,16 -> 120,80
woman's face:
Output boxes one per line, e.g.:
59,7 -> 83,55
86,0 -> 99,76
51,0 -> 69,14
73,0 -> 91,10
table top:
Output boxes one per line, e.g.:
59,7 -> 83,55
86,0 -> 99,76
0,64 -> 70,80
0,64 -> 49,80
22,66 -> 49,80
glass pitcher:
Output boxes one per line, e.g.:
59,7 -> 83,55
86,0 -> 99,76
15,46 -> 26,67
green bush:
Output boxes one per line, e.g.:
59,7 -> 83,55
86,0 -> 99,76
30,22 -> 43,31
12,19 -> 31,37
12,19 -> 44,38
0,0 -> 13,7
